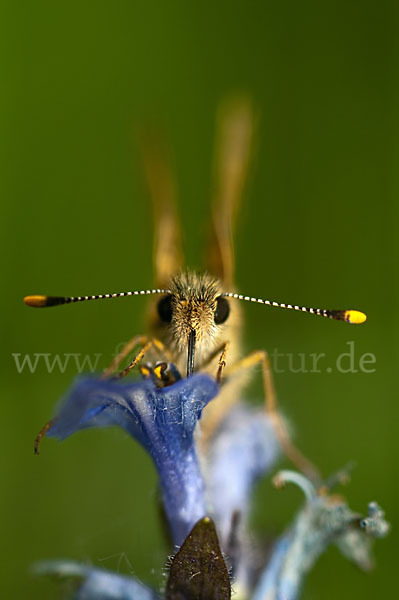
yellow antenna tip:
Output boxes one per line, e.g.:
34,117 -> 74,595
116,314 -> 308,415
344,310 -> 367,324
24,295 -> 49,307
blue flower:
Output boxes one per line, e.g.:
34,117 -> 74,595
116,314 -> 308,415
252,472 -> 390,600
206,405 -> 279,546
37,373 -> 389,600
204,405 -> 280,595
45,373 -> 219,546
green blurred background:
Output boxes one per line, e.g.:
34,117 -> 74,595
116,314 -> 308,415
1,1 -> 396,597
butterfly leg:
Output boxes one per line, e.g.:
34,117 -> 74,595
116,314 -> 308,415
197,341 -> 230,383
102,335 -> 174,379
101,335 -> 150,379
223,349 -> 320,481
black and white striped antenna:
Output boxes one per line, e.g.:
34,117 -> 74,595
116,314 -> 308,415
24,289 -> 171,308
221,292 -> 366,324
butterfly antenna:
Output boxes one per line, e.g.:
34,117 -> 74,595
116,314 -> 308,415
222,292 -> 366,324
24,289 -> 171,308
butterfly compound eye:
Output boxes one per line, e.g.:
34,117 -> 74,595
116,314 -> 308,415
157,294 -> 173,323
214,297 -> 230,324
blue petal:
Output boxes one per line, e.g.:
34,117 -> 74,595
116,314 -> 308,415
205,405 -> 279,595
46,374 -> 219,546
34,560 -> 160,600
206,406 -> 279,545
